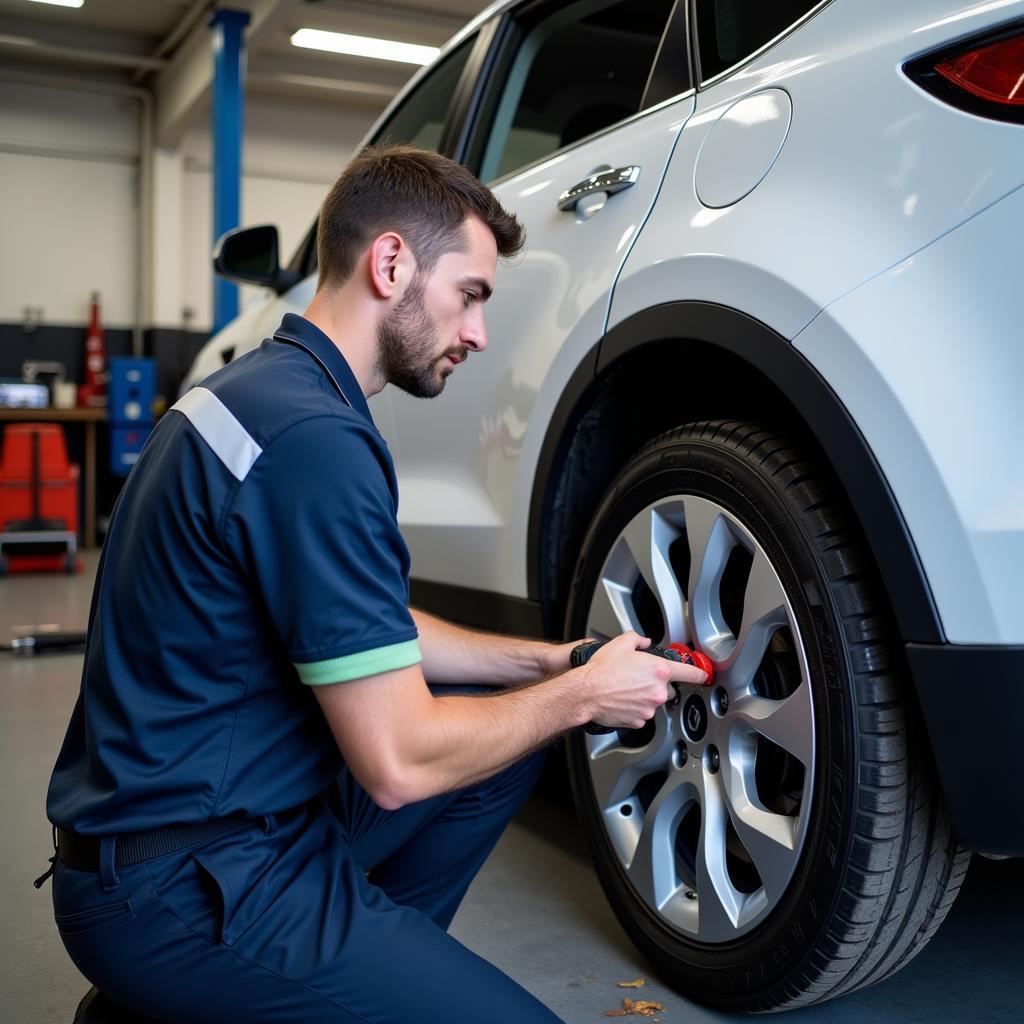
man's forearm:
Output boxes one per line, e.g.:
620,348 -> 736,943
391,672 -> 592,805
411,607 -> 570,686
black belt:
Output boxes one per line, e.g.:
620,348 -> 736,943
56,802 -> 311,873
57,817 -> 260,871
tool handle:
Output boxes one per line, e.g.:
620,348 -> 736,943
570,639 -> 683,734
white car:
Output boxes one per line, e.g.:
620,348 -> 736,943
188,0 -> 1024,1010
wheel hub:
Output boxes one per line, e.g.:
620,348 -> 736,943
682,694 -> 708,741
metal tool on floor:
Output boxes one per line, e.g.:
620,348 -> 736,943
1,630 -> 87,655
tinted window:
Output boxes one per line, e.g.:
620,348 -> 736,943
286,221 -> 318,279
372,36 -> 475,151
479,0 -> 676,183
695,0 -> 821,81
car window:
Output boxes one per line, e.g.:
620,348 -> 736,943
694,0 -> 822,82
371,35 -> 476,151
478,0 -> 677,183
285,221 -> 318,280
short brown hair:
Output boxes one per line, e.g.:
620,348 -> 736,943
316,145 -> 525,290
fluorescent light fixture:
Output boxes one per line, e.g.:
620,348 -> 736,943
25,0 -> 85,8
291,28 -> 439,66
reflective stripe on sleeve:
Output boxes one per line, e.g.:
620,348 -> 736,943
172,387 -> 263,482
295,639 -> 422,685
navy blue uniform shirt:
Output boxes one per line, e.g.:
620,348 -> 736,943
47,314 -> 421,834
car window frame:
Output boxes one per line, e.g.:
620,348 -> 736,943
463,0 -> 693,188
691,0 -> 835,89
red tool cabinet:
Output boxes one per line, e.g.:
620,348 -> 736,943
0,423 -> 80,574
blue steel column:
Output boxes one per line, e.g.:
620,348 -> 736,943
210,8 -> 251,333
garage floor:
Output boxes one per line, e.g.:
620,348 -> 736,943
2,554 -> 1021,1024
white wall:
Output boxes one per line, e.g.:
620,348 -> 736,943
0,81 -> 141,328
0,78 -> 377,334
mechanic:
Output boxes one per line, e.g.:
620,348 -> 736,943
40,145 -> 706,1024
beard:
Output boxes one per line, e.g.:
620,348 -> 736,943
376,273 -> 464,399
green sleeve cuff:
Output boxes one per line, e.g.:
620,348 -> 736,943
295,639 -> 422,685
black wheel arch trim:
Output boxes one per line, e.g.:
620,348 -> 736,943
526,301 -> 945,645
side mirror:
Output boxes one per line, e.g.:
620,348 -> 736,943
212,225 -> 302,295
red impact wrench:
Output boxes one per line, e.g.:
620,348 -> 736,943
570,639 -> 714,734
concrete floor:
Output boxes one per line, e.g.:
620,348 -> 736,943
1,554 -> 1021,1024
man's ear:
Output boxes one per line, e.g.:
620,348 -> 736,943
368,232 -> 413,300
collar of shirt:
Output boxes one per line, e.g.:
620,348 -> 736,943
272,312 -> 375,428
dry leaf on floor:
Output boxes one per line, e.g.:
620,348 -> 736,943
603,997 -> 666,1017
616,979 -> 646,988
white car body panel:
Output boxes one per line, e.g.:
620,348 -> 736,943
794,183 -> 1024,644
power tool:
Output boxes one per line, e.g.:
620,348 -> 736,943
570,639 -> 714,734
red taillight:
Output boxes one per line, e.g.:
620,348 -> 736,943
935,36 -> 1024,106
905,23 -> 1024,124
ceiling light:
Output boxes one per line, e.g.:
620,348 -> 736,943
25,0 -> 85,8
290,28 -> 439,66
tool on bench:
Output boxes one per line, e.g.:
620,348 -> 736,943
570,639 -> 714,734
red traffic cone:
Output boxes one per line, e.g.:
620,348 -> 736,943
78,291 -> 107,408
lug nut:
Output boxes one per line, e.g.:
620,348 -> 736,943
713,686 -> 729,716
706,745 -> 720,774
674,741 -> 688,768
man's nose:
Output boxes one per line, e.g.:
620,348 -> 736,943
461,308 -> 487,353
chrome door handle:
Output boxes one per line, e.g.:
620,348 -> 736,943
557,166 -> 640,211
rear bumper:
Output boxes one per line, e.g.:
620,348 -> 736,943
907,642 -> 1024,856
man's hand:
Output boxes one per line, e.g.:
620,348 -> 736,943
576,632 -> 707,730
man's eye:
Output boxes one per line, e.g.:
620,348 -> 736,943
463,292 -> 476,307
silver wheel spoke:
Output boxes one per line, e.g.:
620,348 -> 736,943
695,770 -> 743,940
730,687 -> 813,768
719,547 -> 790,690
588,711 -> 673,809
625,769 -> 697,912
683,497 -> 734,656
588,575 -> 641,639
721,756 -> 799,902
621,506 -> 686,644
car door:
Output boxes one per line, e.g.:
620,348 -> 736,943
386,0 -> 695,601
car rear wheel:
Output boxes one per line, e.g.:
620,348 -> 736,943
565,421 -> 969,1011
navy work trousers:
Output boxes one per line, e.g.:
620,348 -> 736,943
50,751 -> 562,1023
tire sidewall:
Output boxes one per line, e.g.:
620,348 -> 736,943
565,432 -> 859,1006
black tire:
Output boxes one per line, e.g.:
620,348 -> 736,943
565,421 -> 969,1011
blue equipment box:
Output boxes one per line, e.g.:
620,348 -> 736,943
108,357 -> 156,426
110,425 -> 151,477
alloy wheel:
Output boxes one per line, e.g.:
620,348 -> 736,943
582,495 -> 814,941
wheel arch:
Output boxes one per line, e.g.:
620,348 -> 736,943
527,300 -> 943,645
